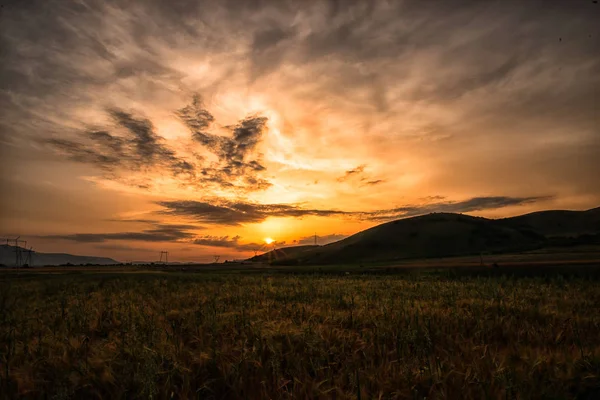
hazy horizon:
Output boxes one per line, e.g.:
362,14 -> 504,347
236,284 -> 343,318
1,0 -> 599,262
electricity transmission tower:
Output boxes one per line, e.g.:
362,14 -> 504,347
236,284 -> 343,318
24,247 -> 34,267
159,251 -> 169,264
13,237 -> 27,268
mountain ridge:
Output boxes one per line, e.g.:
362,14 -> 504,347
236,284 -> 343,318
249,208 -> 600,265
0,245 -> 120,267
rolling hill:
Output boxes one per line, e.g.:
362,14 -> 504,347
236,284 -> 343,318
497,207 -> 600,237
0,245 -> 119,267
250,208 -> 600,265
249,245 -> 319,263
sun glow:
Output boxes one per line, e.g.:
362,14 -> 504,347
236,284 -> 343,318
264,237 -> 274,245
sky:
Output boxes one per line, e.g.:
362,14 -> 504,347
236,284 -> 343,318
0,0 -> 599,263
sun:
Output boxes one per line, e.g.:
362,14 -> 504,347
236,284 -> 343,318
264,237 -> 274,245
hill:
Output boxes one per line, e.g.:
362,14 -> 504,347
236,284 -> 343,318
248,245 -> 319,263
498,207 -> 600,237
251,208 -> 600,265
0,245 -> 120,267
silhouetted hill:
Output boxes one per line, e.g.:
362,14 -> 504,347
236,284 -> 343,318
248,245 -> 318,263
0,245 -> 119,267
251,208 -> 600,265
498,207 -> 600,237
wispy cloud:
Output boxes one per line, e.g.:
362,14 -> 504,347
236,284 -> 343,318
363,179 -> 384,186
192,235 -> 280,251
43,98 -> 271,192
45,110 -> 194,179
157,195 -> 550,225
337,164 -> 367,182
176,96 -> 271,191
156,199 -> 350,225
40,223 -> 200,243
364,196 -> 552,221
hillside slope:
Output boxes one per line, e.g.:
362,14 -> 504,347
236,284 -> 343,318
0,245 -> 119,266
498,207 -> 600,237
252,208 -> 600,265
248,245 -> 318,263
266,213 -> 547,265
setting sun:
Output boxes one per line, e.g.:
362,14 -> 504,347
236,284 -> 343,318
264,237 -> 274,245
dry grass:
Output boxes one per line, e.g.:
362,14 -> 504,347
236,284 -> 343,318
1,269 -> 599,399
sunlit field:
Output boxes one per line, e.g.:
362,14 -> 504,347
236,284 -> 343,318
2,266 -> 600,399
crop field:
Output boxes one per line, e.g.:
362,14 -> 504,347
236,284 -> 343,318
1,266 -> 600,399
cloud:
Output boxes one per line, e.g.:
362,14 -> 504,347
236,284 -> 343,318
176,96 -> 271,191
44,98 -> 272,192
106,218 -> 160,224
157,195 -> 550,225
41,223 -> 200,243
336,165 -> 384,186
364,196 -> 552,221
192,235 -> 281,252
156,199 -> 350,225
45,109 -> 197,181
337,164 -> 366,182
363,179 -> 384,186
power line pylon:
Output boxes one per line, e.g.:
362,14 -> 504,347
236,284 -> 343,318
24,247 -> 33,267
159,251 -> 169,264
13,237 -> 26,268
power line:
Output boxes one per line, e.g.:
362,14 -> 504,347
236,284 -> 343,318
159,251 -> 169,264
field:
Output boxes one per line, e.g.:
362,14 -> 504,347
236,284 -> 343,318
1,264 -> 600,399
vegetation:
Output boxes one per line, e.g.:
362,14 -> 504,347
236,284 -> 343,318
1,267 -> 600,399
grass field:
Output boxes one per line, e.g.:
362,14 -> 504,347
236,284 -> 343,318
1,264 -> 600,399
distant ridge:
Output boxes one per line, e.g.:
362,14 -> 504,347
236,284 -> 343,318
496,207 -> 600,237
249,208 -> 600,265
0,245 -> 119,267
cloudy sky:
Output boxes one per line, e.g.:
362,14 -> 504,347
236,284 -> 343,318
1,0 -> 598,262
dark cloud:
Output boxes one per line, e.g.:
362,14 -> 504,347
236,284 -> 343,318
176,96 -> 270,190
41,223 -> 200,243
44,98 -> 272,191
157,199 -> 350,225
44,110 -> 196,181
176,95 -> 215,136
192,235 -> 282,252
337,164 -> 366,182
337,165 -> 384,186
253,26 -> 293,52
157,195 -> 550,225
363,179 -> 384,186
45,138 -> 121,169
106,218 -> 160,224
364,196 -> 553,221
250,24 -> 296,78
108,109 -> 175,162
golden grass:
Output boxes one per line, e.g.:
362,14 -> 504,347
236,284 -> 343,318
1,271 -> 599,399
